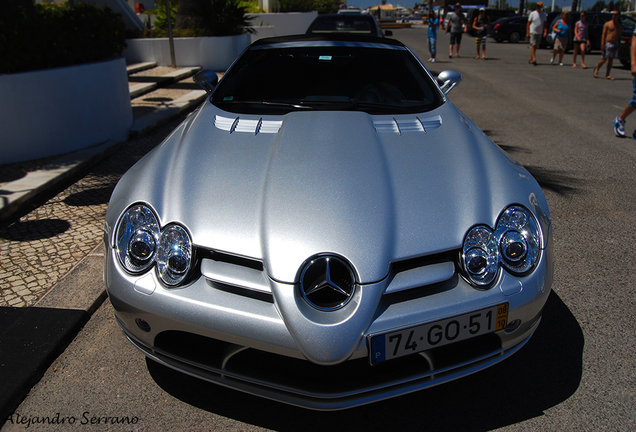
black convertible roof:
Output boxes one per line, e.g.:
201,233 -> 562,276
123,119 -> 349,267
249,33 -> 405,48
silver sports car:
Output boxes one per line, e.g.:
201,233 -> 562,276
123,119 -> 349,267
104,34 -> 553,410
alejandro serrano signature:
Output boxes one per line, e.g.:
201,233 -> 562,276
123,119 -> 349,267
5,412 -> 139,428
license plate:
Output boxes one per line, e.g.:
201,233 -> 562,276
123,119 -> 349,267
368,303 -> 509,365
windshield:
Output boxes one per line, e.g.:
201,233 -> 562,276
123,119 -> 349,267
211,44 -> 444,115
307,15 -> 379,35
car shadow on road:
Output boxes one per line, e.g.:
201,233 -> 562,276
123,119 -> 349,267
496,144 -> 580,196
147,290 -> 583,432
523,165 -> 580,196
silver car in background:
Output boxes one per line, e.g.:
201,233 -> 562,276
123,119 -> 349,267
104,34 -> 553,410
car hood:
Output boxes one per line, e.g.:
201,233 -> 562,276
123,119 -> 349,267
107,101 -> 547,284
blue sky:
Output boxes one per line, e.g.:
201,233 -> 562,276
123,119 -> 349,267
347,0 -> 597,12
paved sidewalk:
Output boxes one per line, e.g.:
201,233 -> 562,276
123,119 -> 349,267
0,69 -> 214,422
0,69 -> 222,306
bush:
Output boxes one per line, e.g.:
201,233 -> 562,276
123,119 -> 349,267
144,0 -> 253,38
0,2 -> 126,74
277,0 -> 339,14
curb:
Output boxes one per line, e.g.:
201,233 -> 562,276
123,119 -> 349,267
0,243 -> 109,424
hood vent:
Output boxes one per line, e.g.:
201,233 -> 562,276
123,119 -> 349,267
374,115 -> 442,135
215,115 -> 283,135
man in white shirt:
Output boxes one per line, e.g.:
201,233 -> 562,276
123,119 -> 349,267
526,2 -> 547,65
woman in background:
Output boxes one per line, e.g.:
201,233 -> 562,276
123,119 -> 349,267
573,11 -> 588,68
472,8 -> 490,59
551,10 -> 570,66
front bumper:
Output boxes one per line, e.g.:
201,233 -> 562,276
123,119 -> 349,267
105,225 -> 553,410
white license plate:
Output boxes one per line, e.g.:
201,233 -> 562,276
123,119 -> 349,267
368,303 -> 509,365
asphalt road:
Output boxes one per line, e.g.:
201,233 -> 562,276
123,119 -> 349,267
3,29 -> 636,431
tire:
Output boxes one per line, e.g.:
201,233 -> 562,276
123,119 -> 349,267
508,32 -> 520,43
495,38 -> 503,43
620,58 -> 630,68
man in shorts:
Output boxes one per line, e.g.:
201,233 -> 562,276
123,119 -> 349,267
445,3 -> 467,58
595,11 -> 622,80
613,27 -> 636,137
526,2 -> 546,66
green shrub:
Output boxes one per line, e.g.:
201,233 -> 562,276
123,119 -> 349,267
144,0 -> 253,38
277,0 -> 339,14
0,2 -> 126,74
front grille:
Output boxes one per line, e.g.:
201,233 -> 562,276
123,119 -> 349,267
153,330 -> 502,398
196,248 -> 273,301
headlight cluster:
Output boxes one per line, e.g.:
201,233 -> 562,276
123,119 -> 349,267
115,204 -> 192,286
462,206 -> 541,287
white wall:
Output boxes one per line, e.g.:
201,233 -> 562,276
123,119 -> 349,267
124,34 -> 252,70
248,12 -> 318,40
0,58 -> 132,165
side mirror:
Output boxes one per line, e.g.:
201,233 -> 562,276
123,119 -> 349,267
437,70 -> 462,95
384,30 -> 393,37
193,70 -> 219,94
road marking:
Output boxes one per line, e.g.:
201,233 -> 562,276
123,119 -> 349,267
522,73 -> 543,81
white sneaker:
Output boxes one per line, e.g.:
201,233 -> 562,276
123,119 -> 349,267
550,58 -> 554,64
614,116 -> 626,138
431,58 -> 436,63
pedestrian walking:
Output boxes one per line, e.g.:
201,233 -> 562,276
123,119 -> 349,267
445,3 -> 467,58
594,11 -> 622,80
526,2 -> 547,66
573,11 -> 588,68
613,28 -> 636,137
472,8 -> 490,59
427,10 -> 440,63
550,11 -> 569,66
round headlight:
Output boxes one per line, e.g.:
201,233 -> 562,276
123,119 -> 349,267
496,206 -> 540,274
115,205 -> 160,273
462,205 -> 542,288
462,226 -> 499,286
156,225 -> 192,286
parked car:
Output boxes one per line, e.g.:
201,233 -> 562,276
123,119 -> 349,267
306,13 -> 391,37
467,8 -> 515,36
543,11 -> 636,59
105,33 -> 554,410
489,16 -> 529,43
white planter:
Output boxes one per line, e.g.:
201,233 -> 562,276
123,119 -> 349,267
0,57 -> 132,165
124,33 -> 252,70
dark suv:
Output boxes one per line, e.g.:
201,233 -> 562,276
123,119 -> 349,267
466,8 -> 516,36
489,16 -> 529,43
543,11 -> 635,64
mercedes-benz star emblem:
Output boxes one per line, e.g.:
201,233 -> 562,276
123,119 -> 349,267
300,256 -> 355,311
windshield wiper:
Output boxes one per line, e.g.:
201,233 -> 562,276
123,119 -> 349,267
219,100 -> 313,110
349,100 -> 414,113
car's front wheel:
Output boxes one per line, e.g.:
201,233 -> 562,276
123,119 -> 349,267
508,32 -> 520,43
